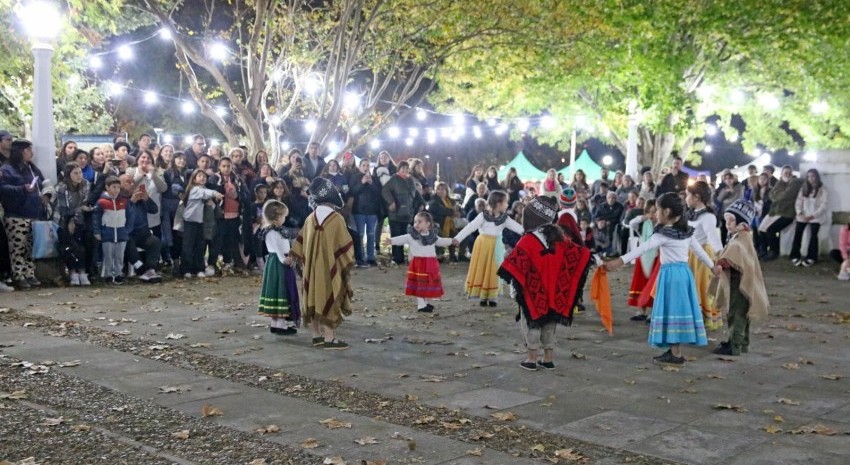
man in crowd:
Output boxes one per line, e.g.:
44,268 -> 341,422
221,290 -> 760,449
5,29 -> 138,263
591,167 -> 611,197
119,174 -> 162,283
184,134 -> 207,170
302,142 -> 326,180
655,155 -> 689,196
114,141 -> 135,166
131,133 -> 152,159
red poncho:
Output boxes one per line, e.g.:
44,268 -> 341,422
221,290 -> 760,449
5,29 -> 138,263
498,233 -> 592,327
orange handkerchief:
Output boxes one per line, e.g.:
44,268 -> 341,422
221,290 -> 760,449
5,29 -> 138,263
590,266 -> 613,335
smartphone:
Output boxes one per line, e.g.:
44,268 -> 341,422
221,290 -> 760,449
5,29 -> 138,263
29,176 -> 39,189
138,183 -> 146,193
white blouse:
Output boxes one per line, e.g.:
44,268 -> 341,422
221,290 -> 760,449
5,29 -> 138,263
391,234 -> 453,258
265,229 -> 290,263
689,211 -> 723,252
620,233 -> 715,268
454,212 -> 524,243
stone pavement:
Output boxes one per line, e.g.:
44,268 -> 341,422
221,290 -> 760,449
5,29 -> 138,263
1,259 -> 849,464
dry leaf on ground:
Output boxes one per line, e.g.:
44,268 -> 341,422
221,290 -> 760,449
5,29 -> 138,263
571,352 -> 588,360
201,405 -> 223,417
43,417 -> 64,426
58,360 -> 80,367
820,374 -> 842,380
707,374 -> 725,379
71,424 -> 91,432
763,425 -> 783,434
491,411 -> 517,421
530,443 -> 546,452
172,430 -> 190,440
354,437 -> 379,445
413,415 -> 435,425
404,394 -> 418,401
661,366 -> 680,372
248,460 -> 268,465
159,385 -> 191,394
165,333 -> 185,340
360,461 -> 388,465
0,391 -> 27,400
777,398 -> 801,405
789,424 -> 838,435
781,363 -> 799,370
470,431 -> 495,441
774,415 -> 785,423
301,438 -> 320,449
189,342 -> 212,348
554,448 -> 585,461
255,425 -> 281,435
319,418 -> 352,429
466,448 -> 483,456
323,456 -> 346,465
713,403 -> 748,412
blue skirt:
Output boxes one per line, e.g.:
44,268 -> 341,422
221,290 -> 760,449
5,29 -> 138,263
648,262 -> 707,348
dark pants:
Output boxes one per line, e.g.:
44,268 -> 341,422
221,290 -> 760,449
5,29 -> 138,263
125,233 -> 162,272
375,215 -> 387,256
760,216 -> 794,256
389,220 -> 408,264
181,222 -> 205,274
211,218 -> 241,267
720,221 -> 729,246
726,272 -> 750,354
789,222 -> 821,261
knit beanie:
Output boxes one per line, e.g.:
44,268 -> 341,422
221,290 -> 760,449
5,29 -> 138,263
725,199 -> 756,226
308,176 -> 344,210
559,187 -> 577,209
522,196 -> 558,232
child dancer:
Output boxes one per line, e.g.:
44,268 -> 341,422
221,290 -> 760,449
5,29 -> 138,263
686,181 -> 724,330
387,212 -> 453,313
453,191 -> 524,307
258,200 -> 301,335
712,200 -> 769,356
626,199 -> 659,322
499,197 -> 592,371
605,193 -> 717,366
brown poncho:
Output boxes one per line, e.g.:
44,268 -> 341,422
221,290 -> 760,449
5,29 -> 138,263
291,210 -> 354,329
710,230 -> 769,321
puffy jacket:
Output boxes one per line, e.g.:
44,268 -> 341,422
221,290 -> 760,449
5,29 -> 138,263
93,192 -> 128,242
0,162 -> 46,219
125,195 -> 158,237
350,171 -> 381,216
795,186 -> 829,224
768,177 -> 803,218
382,174 -> 423,223
55,181 -> 91,225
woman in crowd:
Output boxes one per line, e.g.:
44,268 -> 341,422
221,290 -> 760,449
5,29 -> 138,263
485,166 -> 501,193
712,171 -> 744,244
639,170 -> 656,200
162,153 -> 189,267
157,144 -> 175,170
616,174 -> 639,205
571,169 -> 590,200
789,168 -> 828,267
541,169 -> 560,199
503,167 -> 523,206
351,158 -> 381,267
373,151 -> 397,254
428,182 -> 460,262
55,162 -> 93,285
56,140 -> 78,181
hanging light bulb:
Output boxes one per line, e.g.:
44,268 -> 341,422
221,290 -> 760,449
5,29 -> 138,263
517,118 -> 530,132
269,115 -> 282,126
540,115 -> 555,129
214,106 -> 227,117
143,91 -> 158,105
370,139 -> 380,149
404,137 -> 414,146
106,81 -> 123,96
388,126 -> 401,138
88,56 -> 103,69
427,129 -> 437,144
304,119 -> 317,133
209,42 -> 228,61
472,125 -> 482,139
163,134 -> 174,143
705,124 -> 719,136
416,109 -> 427,121
408,128 -> 419,138
117,45 -> 133,60
280,140 -> 291,151
181,101 -> 195,114
159,28 -> 172,40
495,123 -> 508,135
704,144 -> 713,154
487,118 -> 497,127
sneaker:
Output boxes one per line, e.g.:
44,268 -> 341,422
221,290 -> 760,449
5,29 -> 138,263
70,273 -> 81,286
197,272 -> 207,278
630,314 -> 648,321
537,361 -> 555,370
127,264 -> 136,278
112,276 -> 124,285
270,327 -> 283,334
802,259 -> 815,267
487,301 -> 497,307
838,271 -> 850,281
184,273 -> 193,279
78,273 -> 91,286
791,258 -> 802,267
0,281 -> 14,292
519,361 -> 538,371
323,339 -> 350,350
312,337 -> 324,347
418,305 -> 433,313
355,262 -> 368,269
204,266 -> 216,277
653,351 -> 685,366
139,269 -> 160,282
280,327 -> 298,336
713,343 -> 737,356
26,277 -> 41,286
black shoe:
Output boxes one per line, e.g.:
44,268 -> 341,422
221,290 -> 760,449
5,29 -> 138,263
323,339 -> 350,350
646,318 -> 651,325
26,277 -> 41,286
270,327 -> 283,334
713,344 -> 736,356
761,252 -> 778,262
112,276 -> 125,285
280,327 -> 298,336
537,361 -> 555,370
487,301 -> 497,307
574,303 -> 586,314
519,361 -> 538,371
418,305 -> 433,313
630,314 -> 648,321
312,337 -> 324,346
367,260 -> 378,267
653,351 -> 685,366
15,279 -> 31,289
479,300 -> 488,307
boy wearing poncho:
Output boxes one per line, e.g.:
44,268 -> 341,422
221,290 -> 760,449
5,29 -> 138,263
498,197 -> 592,371
711,200 -> 769,356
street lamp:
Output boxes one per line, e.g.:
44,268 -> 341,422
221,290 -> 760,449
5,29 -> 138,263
17,0 -> 62,185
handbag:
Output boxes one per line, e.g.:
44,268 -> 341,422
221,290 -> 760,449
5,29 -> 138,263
32,220 -> 60,259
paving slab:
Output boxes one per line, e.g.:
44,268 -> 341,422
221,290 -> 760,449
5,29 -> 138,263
626,425 -> 760,465
550,411 -> 680,449
422,387 -> 543,415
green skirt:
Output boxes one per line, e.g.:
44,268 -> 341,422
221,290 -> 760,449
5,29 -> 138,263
258,254 -> 291,318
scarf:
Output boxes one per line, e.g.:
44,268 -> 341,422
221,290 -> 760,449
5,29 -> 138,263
407,225 -> 440,246
544,178 -> 557,192
590,267 -> 613,334
654,224 -> 694,239
483,210 -> 508,226
640,220 -> 658,277
687,208 -> 711,221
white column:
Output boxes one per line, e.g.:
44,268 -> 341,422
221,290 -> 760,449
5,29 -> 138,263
626,115 -> 639,179
569,128 -> 577,174
31,43 -> 57,185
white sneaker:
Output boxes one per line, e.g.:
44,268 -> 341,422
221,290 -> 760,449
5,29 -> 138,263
78,273 -> 91,286
184,273 -> 193,279
139,269 -> 159,282
838,271 -> 850,281
0,281 -> 14,292
204,266 -> 216,277
70,272 -> 81,286
791,258 -> 802,267
197,272 -> 207,278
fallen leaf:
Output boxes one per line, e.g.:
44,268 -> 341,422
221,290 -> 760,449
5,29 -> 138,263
781,363 -> 799,370
0,307 -> 10,313
148,345 -> 169,351
554,448 -> 585,461
71,424 -> 91,432
571,352 -> 588,360
255,425 -> 281,435
624,379 -> 636,385
717,357 -> 736,362
284,384 -> 304,393
158,385 -> 191,394
707,374 -> 725,379
319,418 -> 352,429
440,422 -> 463,430
713,403 -> 748,412
165,333 -> 185,340
58,360 -> 80,368
404,394 -> 419,401
360,461 -> 387,465
407,440 -> 417,451
763,424 -> 783,434
413,415 -> 435,425
0,390 -> 27,400
172,430 -> 190,440
777,398 -> 801,405
301,438 -> 320,449
419,375 -> 447,383
466,448 -> 483,456
661,366 -> 680,372
491,412 -> 517,421
820,374 -> 842,380
354,437 -> 379,445
201,405 -> 223,417
530,443 -> 546,453
681,387 -> 698,394
789,424 -> 837,435
323,456 -> 346,465
470,431 -> 495,441
216,329 -> 237,334
43,417 -> 64,426
248,460 -> 268,465
774,415 -> 784,423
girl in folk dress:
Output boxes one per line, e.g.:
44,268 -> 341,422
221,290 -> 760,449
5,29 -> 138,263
387,212 -> 453,313
453,191 -> 524,307
626,199 -> 659,322
605,193 -> 718,366
686,181 -> 724,330
258,200 -> 301,335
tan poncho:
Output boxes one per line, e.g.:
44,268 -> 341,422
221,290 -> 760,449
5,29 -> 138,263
710,230 -> 769,321
291,210 -> 354,329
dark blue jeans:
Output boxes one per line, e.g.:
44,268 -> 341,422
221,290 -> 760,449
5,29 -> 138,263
353,214 -> 377,263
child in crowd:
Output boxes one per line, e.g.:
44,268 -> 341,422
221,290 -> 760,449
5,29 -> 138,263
57,216 -> 89,286
387,211 -> 453,313
180,169 -> 224,278
830,223 -> 850,280
605,193 -> 717,366
558,187 -> 577,221
258,200 -> 301,335
245,184 -> 269,270
580,219 -> 594,250
686,181 -> 723,330
291,177 -> 354,350
499,197 -> 592,371
453,191 -> 524,307
712,200 -> 769,356
93,176 -> 128,284
626,199 -> 658,322
56,162 -> 93,285
593,218 -> 611,255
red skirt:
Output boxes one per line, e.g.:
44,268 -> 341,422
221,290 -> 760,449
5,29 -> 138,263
628,257 -> 660,308
406,257 -> 443,298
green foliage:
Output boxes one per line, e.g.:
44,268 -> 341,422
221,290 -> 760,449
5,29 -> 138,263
434,0 -> 850,170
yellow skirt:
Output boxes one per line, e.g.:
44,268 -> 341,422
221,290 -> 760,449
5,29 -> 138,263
688,244 -> 721,330
465,234 -> 501,300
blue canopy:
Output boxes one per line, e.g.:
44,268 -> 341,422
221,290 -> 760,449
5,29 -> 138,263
558,150 -> 604,182
498,151 -> 548,182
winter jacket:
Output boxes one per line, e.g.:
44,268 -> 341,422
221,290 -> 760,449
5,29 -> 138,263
302,156 -> 325,180
0,162 -> 46,219
183,186 -> 220,224
124,195 -> 158,237
350,171 -> 382,216
382,174 -> 423,223
795,186 -> 829,224
93,192 -> 128,242
594,201 -> 625,224
713,182 -> 745,214
55,181 -> 91,225
616,185 -> 639,205
768,177 -> 803,218
126,167 -> 167,228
